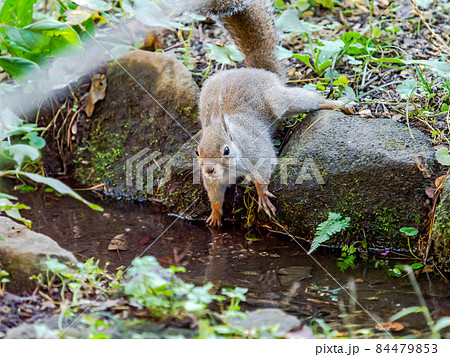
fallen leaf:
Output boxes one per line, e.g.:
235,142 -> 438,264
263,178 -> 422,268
375,321 -> 404,332
108,233 -> 128,251
435,175 -> 447,189
358,109 -> 374,118
157,256 -> 174,266
140,29 -> 165,52
139,235 -> 153,245
84,74 -> 107,118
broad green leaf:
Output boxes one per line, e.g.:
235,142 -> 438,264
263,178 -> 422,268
399,227 -> 418,237
441,103 -> 449,113
436,147 -> 450,166
410,263 -> 424,270
0,19 -> 82,65
396,80 -> 417,96
432,317 -> 450,333
0,57 -> 40,80
276,9 -> 321,34
25,132 -> 46,149
122,0 -> 172,29
2,143 -> 40,167
293,54 -> 313,70
0,198 -> 31,227
1,170 -> 104,212
277,46 -> 293,59
71,0 -> 112,12
0,192 -> 18,200
0,0 -> 37,28
402,60 -> 450,74
389,306 -> 423,322
22,19 -> 83,56
0,108 -> 23,136
206,44 -> 244,65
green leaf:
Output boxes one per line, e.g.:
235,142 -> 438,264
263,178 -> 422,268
308,213 -> 350,254
0,0 -> 38,28
0,192 -> 18,200
0,198 -> 31,227
25,132 -> 46,149
277,46 -> 293,59
436,147 -> 450,166
206,43 -> 244,65
399,227 -> 418,237
275,9 -> 322,34
293,54 -> 313,70
389,306 -> 423,322
2,143 -> 40,167
122,0 -> 172,29
0,57 -> 40,80
0,170 -> 104,212
432,317 -> 450,333
71,0 -> 112,12
441,103 -> 449,113
22,19 -> 83,56
396,80 -> 417,97
410,263 -> 424,270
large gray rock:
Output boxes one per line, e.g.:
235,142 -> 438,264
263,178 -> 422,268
0,217 -> 77,293
431,177 -> 450,269
270,110 -> 435,248
73,50 -> 200,198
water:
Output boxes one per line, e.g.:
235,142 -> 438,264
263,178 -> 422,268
13,187 -> 450,337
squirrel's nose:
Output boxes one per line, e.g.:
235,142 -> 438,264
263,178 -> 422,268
205,166 -> 215,174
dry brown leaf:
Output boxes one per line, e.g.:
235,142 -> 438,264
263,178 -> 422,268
108,233 -> 128,251
375,321 -> 404,332
435,175 -> 447,189
141,30 -> 165,52
85,74 -> 107,118
139,235 -> 153,245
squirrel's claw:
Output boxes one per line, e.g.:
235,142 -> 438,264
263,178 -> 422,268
206,211 -> 222,228
257,190 -> 276,219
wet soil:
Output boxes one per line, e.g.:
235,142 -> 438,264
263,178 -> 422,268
5,187 -> 449,338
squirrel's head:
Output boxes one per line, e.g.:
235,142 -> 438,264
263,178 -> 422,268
196,126 -> 242,179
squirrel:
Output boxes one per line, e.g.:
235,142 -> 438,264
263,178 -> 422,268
180,0 -> 348,227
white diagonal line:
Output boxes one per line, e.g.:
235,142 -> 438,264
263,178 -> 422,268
52,1 -> 198,144
58,197 -> 199,337
249,196 -> 395,338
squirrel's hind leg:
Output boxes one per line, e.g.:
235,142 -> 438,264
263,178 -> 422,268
254,181 -> 276,218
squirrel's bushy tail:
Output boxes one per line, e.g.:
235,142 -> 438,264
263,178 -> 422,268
178,0 -> 283,76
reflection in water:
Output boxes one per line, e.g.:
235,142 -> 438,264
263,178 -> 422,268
15,188 -> 450,337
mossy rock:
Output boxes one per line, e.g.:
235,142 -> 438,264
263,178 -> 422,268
73,50 -> 200,198
431,176 -> 450,269
269,110 -> 435,249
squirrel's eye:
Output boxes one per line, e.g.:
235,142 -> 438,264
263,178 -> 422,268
195,148 -> 199,156
223,146 -> 230,156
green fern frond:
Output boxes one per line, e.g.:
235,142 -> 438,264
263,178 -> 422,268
308,212 -> 350,254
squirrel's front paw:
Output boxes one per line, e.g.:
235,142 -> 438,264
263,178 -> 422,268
206,210 -> 222,227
